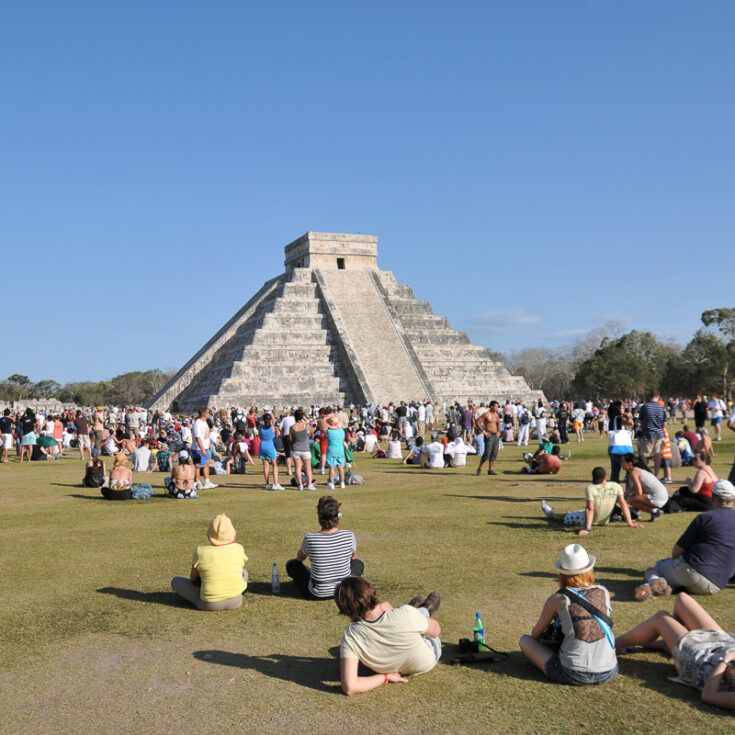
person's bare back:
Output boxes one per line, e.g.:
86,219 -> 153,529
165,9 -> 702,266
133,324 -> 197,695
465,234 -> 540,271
172,463 -> 196,490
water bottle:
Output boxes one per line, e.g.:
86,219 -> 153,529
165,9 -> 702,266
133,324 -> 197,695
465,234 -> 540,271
473,612 -> 484,647
567,450 -> 572,460
271,562 -> 280,594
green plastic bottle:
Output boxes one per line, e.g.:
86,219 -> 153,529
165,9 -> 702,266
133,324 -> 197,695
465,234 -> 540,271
473,612 -> 485,647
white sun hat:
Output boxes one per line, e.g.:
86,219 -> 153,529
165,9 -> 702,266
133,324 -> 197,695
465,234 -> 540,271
555,543 -> 596,575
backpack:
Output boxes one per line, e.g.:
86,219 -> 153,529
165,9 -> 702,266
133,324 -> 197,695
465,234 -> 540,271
521,413 -> 530,425
345,471 -> 365,485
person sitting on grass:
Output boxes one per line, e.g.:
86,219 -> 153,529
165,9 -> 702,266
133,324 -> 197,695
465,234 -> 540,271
402,435 -> 423,465
522,444 -> 563,474
83,449 -> 107,488
334,576 -> 442,695
541,466 -> 644,536
420,432 -> 445,469
669,450 -> 718,513
444,435 -> 477,467
165,450 -> 198,499
622,453 -> 669,522
286,496 -> 364,601
103,452 -> 133,500
633,480 -> 735,601
615,592 -> 735,711
519,544 -> 618,686
171,514 -> 248,611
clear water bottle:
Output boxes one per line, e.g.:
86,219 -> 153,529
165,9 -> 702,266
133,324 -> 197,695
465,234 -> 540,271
473,612 -> 484,647
567,450 -> 572,460
271,562 -> 280,594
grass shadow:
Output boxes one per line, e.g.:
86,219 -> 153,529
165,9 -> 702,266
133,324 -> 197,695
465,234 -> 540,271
244,580 -> 304,599
486,520 -> 560,530
97,586 -> 186,607
383,470 -> 466,476
517,571 -> 641,601
193,650 -> 341,693
445,494 -> 581,503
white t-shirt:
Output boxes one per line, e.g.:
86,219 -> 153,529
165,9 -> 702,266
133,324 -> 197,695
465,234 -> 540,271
365,434 -> 378,452
421,441 -> 445,469
340,605 -> 436,676
386,440 -> 402,459
192,419 -> 210,450
132,447 -> 152,472
445,439 -> 477,467
708,399 -> 726,419
729,407 -> 735,425
417,404 -> 426,422
281,415 -> 296,437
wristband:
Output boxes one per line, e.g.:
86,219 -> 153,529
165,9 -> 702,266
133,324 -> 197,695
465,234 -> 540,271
584,528 -> 591,533
383,673 -> 389,685
716,656 -> 731,666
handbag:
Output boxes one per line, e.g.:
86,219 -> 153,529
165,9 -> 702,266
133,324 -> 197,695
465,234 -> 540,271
539,615 -> 564,649
608,417 -> 633,454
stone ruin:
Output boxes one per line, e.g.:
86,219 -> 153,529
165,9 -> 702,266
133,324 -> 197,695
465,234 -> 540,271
148,232 -> 542,412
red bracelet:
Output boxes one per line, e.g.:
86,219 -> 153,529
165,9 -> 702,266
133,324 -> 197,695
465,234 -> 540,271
383,673 -> 389,685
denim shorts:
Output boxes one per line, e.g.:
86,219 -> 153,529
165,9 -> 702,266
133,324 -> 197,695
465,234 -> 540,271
544,654 -> 618,686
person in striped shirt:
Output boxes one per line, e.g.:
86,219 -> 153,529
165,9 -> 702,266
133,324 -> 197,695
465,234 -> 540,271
286,496 -> 364,600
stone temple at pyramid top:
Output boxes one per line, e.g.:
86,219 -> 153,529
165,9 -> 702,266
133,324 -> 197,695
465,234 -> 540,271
284,232 -> 379,270
148,232 -> 542,412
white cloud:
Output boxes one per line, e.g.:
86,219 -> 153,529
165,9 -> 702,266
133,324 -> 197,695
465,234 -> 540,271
468,309 -> 542,332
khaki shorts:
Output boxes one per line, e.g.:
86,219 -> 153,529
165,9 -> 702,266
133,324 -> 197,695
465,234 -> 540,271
639,438 -> 664,459
78,434 -> 91,450
652,556 -> 721,595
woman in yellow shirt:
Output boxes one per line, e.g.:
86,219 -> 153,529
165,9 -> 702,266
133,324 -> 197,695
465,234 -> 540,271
171,514 -> 248,611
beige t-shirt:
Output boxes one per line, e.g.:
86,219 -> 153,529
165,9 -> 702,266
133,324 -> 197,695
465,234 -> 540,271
586,481 -> 624,525
340,605 -> 436,675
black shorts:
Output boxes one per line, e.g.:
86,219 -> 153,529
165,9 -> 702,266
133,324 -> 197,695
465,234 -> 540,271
482,435 -> 500,462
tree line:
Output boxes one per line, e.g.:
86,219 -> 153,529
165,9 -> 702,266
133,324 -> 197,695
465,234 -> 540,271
0,370 -> 175,407
494,308 -> 735,401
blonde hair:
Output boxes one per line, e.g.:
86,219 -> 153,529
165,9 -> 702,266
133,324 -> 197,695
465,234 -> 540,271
558,570 -> 595,589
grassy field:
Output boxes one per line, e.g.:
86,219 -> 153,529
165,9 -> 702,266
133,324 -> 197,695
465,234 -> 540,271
2,426 -> 734,734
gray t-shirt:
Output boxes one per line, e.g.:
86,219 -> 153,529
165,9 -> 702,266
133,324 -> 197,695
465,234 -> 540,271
629,468 -> 669,508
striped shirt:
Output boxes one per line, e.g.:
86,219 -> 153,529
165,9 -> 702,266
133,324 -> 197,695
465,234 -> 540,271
301,529 -> 356,598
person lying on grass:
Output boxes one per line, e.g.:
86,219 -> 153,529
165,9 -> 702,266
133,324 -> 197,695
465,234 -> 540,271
334,576 -> 441,695
171,514 -> 248,611
615,592 -> 735,711
519,544 -> 618,686
541,466 -> 644,536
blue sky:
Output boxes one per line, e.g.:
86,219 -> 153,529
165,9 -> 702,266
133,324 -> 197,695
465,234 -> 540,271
3,2 -> 733,383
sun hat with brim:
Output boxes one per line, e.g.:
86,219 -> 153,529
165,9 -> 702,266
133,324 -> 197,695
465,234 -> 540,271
207,514 -> 236,545
712,480 -> 735,501
555,543 -> 596,575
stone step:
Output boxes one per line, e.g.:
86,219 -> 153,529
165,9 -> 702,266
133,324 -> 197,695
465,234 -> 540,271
278,282 -> 319,299
269,297 -> 322,314
287,268 -> 315,283
404,332 -> 472,346
228,346 -> 340,362
249,329 -> 335,346
398,315 -> 451,330
259,314 -> 329,330
229,363 -> 339,379
217,377 -> 344,394
390,300 -> 433,315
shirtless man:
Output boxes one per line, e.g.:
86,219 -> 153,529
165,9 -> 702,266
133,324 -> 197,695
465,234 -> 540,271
166,450 -> 198,498
475,400 -> 501,476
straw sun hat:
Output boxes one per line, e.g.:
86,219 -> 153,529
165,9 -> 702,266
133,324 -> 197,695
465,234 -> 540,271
207,514 -> 236,546
555,543 -> 595,575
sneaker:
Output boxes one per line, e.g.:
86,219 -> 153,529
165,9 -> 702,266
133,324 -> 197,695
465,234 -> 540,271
189,490 -> 199,499
326,482 -> 335,490
630,509 -> 641,521
272,484 -> 285,491
651,508 -> 664,522
662,478 -> 673,484
340,482 -> 345,489
203,480 -> 218,489
265,484 -> 271,490
297,485 -> 304,492
488,470 -> 498,475
541,500 -> 553,517
422,591 -> 441,616
408,595 -> 426,608
319,468 -> 325,475
306,484 -> 316,490
195,480 -> 203,491
475,467 -> 482,476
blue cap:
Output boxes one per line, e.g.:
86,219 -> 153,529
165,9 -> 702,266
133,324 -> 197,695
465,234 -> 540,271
475,612 -> 482,617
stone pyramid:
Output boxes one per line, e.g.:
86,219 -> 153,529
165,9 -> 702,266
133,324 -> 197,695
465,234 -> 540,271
148,232 -> 541,412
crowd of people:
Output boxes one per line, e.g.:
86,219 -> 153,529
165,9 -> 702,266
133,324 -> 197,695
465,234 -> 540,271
3,390 -> 735,706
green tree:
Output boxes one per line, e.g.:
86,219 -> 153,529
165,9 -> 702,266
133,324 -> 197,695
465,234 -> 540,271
700,308 -> 735,399
572,331 -> 678,400
31,379 -> 61,398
